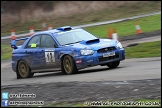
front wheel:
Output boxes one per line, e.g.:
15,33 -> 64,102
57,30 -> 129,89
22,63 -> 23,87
17,60 -> 34,79
61,55 -> 78,75
107,61 -> 120,69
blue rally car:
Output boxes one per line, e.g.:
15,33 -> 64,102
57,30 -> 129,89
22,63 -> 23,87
11,26 -> 125,79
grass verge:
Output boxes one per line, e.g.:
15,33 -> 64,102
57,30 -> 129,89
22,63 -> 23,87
84,14 -> 161,38
1,41 -> 161,60
1,44 -> 12,60
125,41 -> 161,59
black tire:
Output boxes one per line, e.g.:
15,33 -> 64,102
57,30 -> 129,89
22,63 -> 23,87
107,61 -> 120,69
16,60 -> 34,79
61,55 -> 78,75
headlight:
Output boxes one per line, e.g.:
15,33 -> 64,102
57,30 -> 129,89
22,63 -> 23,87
80,50 -> 94,55
116,42 -> 123,49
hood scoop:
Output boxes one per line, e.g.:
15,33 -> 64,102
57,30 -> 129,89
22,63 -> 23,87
85,39 -> 100,44
79,39 -> 100,45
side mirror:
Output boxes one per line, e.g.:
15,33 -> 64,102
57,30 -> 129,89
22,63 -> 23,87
11,40 -> 17,49
54,43 -> 57,48
11,44 -> 17,49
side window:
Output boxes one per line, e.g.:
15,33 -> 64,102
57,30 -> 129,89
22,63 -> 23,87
26,35 -> 40,48
41,34 -> 56,48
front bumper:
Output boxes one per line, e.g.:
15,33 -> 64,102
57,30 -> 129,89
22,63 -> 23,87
74,49 -> 125,70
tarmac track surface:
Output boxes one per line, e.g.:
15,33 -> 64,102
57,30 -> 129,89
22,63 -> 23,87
1,57 -> 161,86
1,32 -> 161,106
1,79 -> 161,106
1,57 -> 161,105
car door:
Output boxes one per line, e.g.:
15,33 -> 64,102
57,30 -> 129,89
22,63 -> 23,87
40,34 -> 60,71
24,35 -> 44,70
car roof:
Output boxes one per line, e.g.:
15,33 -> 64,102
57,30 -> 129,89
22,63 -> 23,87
33,26 -> 81,35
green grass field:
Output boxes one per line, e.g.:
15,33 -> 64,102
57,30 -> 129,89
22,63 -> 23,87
1,44 -> 13,60
84,14 -> 161,38
1,41 -> 161,60
125,41 -> 161,58
1,13 -> 161,60
1,14 -> 161,61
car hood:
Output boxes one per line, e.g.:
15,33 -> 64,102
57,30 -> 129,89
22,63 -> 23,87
65,38 -> 118,50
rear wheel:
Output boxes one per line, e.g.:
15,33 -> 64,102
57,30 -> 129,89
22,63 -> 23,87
107,61 -> 120,69
61,55 -> 78,75
17,60 -> 34,79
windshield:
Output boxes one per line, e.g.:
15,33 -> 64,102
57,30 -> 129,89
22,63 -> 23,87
54,29 -> 98,46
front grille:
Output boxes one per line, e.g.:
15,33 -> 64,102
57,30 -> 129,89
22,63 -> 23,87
98,54 -> 119,62
97,46 -> 116,53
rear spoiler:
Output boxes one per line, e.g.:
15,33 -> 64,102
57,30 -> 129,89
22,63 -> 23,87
11,36 -> 29,49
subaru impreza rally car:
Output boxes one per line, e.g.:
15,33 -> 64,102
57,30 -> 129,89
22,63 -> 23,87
11,26 -> 125,79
